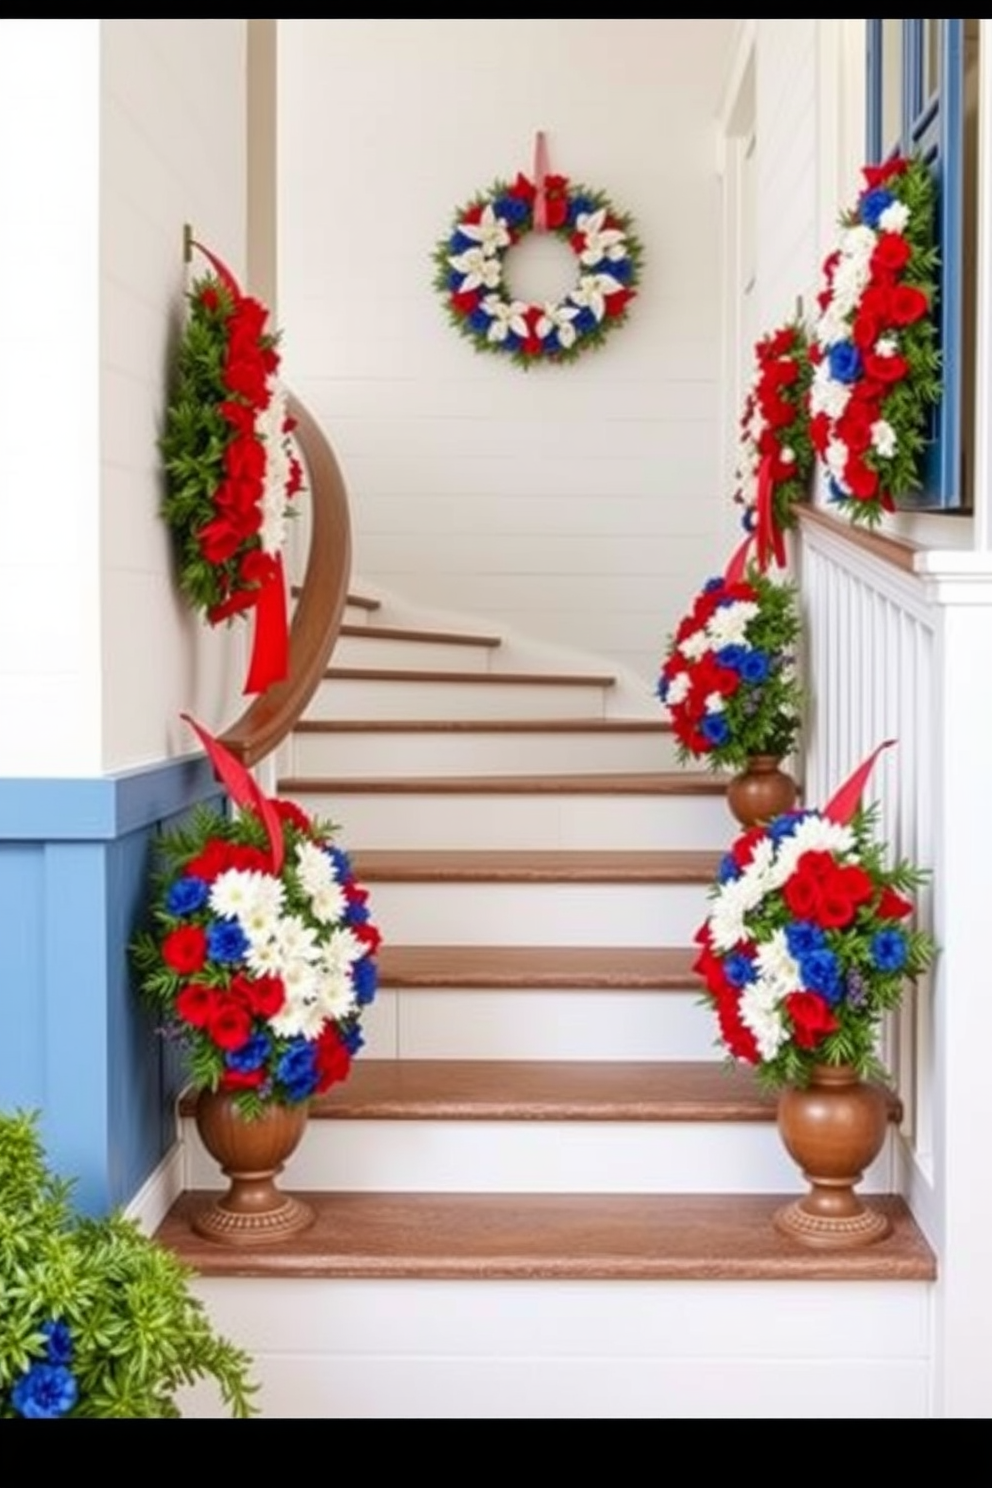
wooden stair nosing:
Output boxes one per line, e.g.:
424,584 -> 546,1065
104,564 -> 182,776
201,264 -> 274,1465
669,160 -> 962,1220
338,622 -> 503,649
279,771 -> 731,797
350,848 -> 721,884
324,666 -> 617,687
155,1190 -> 936,1282
375,943 -> 706,990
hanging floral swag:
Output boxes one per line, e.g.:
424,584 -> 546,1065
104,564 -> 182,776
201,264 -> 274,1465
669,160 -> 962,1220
733,320 -> 814,567
160,245 -> 305,694
808,154 -> 941,528
433,170 -> 642,368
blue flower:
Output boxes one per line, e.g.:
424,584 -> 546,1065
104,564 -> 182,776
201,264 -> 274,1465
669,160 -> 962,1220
446,269 -> 463,293
859,187 -> 895,229
568,195 -> 598,226
610,258 -> 634,284
343,1025 -> 365,1056
718,853 -> 742,885
740,650 -> 772,685
725,953 -> 756,989
495,195 -> 529,227
656,677 -> 670,704
828,341 -> 864,385
703,577 -> 725,594
327,846 -> 353,879
41,1320 -> 73,1367
449,230 -> 478,255
574,307 -> 598,336
352,957 -> 379,1006
276,1041 -> 320,1102
344,901 -> 370,926
701,715 -> 731,747
716,645 -> 748,673
468,307 -> 491,334
786,921 -> 826,959
800,948 -> 844,1005
166,876 -> 209,917
828,478 -> 850,504
872,928 -> 908,973
767,812 -> 808,845
207,920 -> 250,964
225,1034 -> 271,1074
742,507 -> 756,533
12,1362 -> 78,1419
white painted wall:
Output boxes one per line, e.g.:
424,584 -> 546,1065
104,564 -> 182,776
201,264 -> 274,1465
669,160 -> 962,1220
278,19 -> 739,691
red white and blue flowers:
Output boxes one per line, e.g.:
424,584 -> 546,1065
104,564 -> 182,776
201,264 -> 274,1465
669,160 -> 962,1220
733,320 -> 814,561
693,795 -> 936,1091
808,155 -> 941,527
657,555 -> 803,772
132,795 -> 380,1117
434,173 -> 642,367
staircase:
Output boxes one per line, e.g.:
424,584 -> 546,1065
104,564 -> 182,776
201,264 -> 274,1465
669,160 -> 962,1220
161,588 -> 937,1419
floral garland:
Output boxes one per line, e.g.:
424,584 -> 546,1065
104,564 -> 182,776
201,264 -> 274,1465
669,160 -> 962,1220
132,719 -> 380,1118
692,746 -> 936,1091
160,244 -> 304,694
733,320 -> 814,565
433,170 -> 642,368
808,155 -> 941,527
656,542 -> 803,773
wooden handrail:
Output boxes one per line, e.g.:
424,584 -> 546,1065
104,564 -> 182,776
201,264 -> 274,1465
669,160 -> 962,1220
219,390 -> 352,767
796,504 -> 920,575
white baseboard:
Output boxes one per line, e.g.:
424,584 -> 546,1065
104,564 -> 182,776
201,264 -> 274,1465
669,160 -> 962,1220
124,1141 -> 186,1235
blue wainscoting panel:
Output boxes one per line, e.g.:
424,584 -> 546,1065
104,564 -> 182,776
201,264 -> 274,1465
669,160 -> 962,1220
0,754 -> 221,1215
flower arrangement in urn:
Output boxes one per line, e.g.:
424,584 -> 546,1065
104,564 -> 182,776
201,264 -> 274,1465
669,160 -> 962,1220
656,541 -> 804,822
692,743 -> 937,1247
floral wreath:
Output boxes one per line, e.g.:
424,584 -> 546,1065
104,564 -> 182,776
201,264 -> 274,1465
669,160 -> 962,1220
433,138 -> 642,368
692,742 -> 936,1091
733,320 -> 814,567
160,243 -> 305,694
656,538 -> 803,772
808,154 -> 941,528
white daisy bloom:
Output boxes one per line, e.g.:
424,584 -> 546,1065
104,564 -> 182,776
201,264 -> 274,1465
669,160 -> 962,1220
296,840 -> 334,897
308,882 -> 348,925
209,869 -> 268,924
879,201 -> 911,235
318,925 -> 368,975
708,881 -> 752,952
276,914 -> 321,964
826,437 -> 851,480
313,966 -> 359,1022
269,990 -> 326,1042
739,979 -> 789,1060
706,600 -> 760,649
871,420 -> 898,459
255,382 -> 294,556
245,935 -> 284,978
754,930 -> 802,997
664,672 -> 691,707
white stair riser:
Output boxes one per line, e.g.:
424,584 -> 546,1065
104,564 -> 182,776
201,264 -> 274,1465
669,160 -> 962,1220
365,881 -> 709,946
296,790 -> 735,852
290,728 -> 680,778
181,1116 -> 898,1196
362,988 -> 720,1062
309,678 -> 612,722
332,635 -> 500,672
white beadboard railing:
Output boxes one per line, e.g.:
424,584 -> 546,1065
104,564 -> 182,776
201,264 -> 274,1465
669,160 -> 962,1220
795,510 -> 938,1196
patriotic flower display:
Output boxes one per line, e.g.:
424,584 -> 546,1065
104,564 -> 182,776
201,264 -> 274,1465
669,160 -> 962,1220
693,752 -> 936,1091
132,790 -> 380,1119
733,320 -> 814,563
433,172 -> 642,367
160,244 -> 305,693
808,154 -> 941,527
657,549 -> 803,773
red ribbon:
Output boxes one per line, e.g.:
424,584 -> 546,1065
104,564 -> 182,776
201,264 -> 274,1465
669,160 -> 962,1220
189,239 -> 243,299
822,740 -> 896,826
243,553 -> 289,696
723,534 -> 756,586
182,713 -> 285,875
755,454 -> 787,572
533,131 -> 550,234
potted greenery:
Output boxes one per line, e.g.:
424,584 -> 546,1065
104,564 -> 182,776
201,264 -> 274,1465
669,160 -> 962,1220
657,543 -> 805,825
0,1109 -> 258,1418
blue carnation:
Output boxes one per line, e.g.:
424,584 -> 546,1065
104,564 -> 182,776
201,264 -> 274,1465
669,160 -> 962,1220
701,715 -> 731,747
742,507 -> 756,534
449,230 -> 478,255
568,195 -> 597,226
12,1362 -> 78,1419
703,577 -> 725,594
872,928 -> 909,973
352,957 -> 379,1006
495,195 -> 529,227
800,948 -> 844,1005
786,921 -> 826,960
345,901 -> 370,926
828,478 -> 850,504
468,307 -> 491,334
724,953 -> 757,989
767,812 -> 807,845
859,187 -> 895,229
716,645 -> 748,673
828,341 -> 864,385
718,853 -> 742,885
276,1041 -> 320,1102
207,920 -> 250,964
42,1320 -> 73,1367
225,1034 -> 271,1074
166,876 -> 209,917
574,306 -> 598,336
740,650 -> 772,685
327,846 -> 353,879
343,1025 -> 365,1056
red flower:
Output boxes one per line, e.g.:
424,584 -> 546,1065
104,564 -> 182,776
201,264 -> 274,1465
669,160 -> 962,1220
891,284 -> 929,326
877,887 -> 914,920
162,927 -> 207,976
314,1025 -> 352,1094
784,992 -> 840,1049
714,989 -> 760,1065
220,1067 -> 267,1092
207,1000 -> 255,1053
175,982 -> 220,1029
863,351 -> 910,384
871,233 -> 912,275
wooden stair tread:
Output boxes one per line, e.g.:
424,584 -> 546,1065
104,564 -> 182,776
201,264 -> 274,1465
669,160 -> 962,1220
294,716 -> 672,734
339,622 -> 502,648
376,943 -> 705,989
280,770 -> 729,796
324,666 -> 616,687
351,848 -> 720,883
155,1191 -> 936,1282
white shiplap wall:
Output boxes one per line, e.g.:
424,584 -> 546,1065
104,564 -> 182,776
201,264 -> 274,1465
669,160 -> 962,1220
277,19 -> 739,690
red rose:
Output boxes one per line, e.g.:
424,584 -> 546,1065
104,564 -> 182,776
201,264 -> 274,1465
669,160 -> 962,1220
220,1067 -> 267,1092
314,1025 -> 352,1094
714,989 -> 760,1065
863,351 -> 909,384
871,233 -> 912,275
785,992 -> 839,1049
207,1000 -> 255,1053
198,516 -> 244,565
175,982 -> 219,1029
843,458 -> 880,501
891,284 -> 929,326
162,926 -> 207,976
877,887 -> 914,919
186,839 -> 234,884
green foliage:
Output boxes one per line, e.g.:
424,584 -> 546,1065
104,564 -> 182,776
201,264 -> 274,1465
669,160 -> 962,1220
0,1110 -> 259,1418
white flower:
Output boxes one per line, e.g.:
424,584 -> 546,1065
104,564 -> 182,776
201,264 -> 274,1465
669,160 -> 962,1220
709,880 -> 752,952
245,935 -> 284,978
457,204 -> 512,257
767,815 -> 856,887
809,363 -> 853,421
665,672 -> 691,707
535,301 -> 581,349
739,979 -> 789,1061
779,446 -> 796,468
679,629 -> 711,663
754,930 -> 801,997
871,420 -> 898,459
296,840 -> 334,897
449,246 -> 502,293
309,882 -> 348,925
575,208 -> 628,266
254,381 -> 294,556
826,437 -> 851,480
276,914 -> 321,964
269,990 -> 326,1042
569,273 -> 625,323
480,294 -> 530,345
879,201 -> 910,235
875,336 -> 899,358
704,692 -> 726,715
706,600 -> 759,649
210,869 -> 276,925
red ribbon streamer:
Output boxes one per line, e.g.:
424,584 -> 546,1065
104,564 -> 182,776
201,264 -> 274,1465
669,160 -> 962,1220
243,553 -> 290,696
723,534 -> 755,586
755,455 -> 787,573
822,740 -> 896,826
189,239 -> 243,300
181,713 -> 285,875
533,131 -> 550,234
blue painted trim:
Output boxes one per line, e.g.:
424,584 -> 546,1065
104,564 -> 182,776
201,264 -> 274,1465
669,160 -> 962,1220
0,752 -> 217,841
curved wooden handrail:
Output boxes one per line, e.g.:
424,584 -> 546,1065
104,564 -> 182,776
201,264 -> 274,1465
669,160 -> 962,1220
797,504 -> 920,575
219,390 -> 352,767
